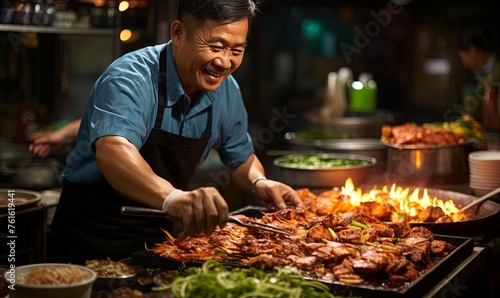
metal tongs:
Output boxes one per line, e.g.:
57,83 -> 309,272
120,206 -> 294,236
228,216 -> 294,236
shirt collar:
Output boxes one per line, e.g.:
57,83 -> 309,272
474,53 -> 497,82
164,41 -> 218,109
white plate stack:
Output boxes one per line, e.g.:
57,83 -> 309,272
469,150 -> 500,197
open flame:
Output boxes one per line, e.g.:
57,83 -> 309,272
341,178 -> 461,218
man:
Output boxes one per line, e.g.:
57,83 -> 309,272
48,0 -> 303,264
457,26 -> 500,131
457,26 -> 500,87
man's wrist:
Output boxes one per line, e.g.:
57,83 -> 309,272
251,177 -> 267,198
162,189 -> 186,213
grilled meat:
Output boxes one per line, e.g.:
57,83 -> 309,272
151,206 -> 456,287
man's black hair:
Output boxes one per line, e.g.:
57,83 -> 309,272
176,0 -> 259,29
458,26 -> 493,51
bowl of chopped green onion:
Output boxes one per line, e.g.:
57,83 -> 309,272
273,153 -> 377,188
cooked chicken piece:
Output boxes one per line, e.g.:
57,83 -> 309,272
408,226 -> 435,241
386,222 -> 412,238
240,238 -> 278,255
327,242 -> 357,261
306,225 -> 333,243
287,255 -> 317,271
248,254 -> 287,268
389,261 -> 420,282
338,213 -> 382,227
351,202 -> 395,221
417,206 -> 445,222
435,215 -> 453,223
402,241 -> 431,266
350,258 -> 380,278
338,228 -> 365,244
430,239 -> 456,257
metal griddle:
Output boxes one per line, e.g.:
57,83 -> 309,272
128,205 -> 475,298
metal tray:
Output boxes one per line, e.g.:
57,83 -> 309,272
319,235 -> 474,298
129,206 -> 474,298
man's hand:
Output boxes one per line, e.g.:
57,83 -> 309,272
29,130 -> 67,157
253,179 -> 304,210
165,187 -> 229,241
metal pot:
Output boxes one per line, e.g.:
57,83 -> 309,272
385,143 -> 468,185
273,153 -> 377,188
284,133 -> 387,171
13,159 -> 61,188
315,139 -> 387,171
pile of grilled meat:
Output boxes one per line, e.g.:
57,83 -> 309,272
150,190 -> 457,287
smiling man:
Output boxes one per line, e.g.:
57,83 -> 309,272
47,0 -> 303,264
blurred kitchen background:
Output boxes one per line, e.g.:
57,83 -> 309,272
0,0 -> 497,192
1,0 -> 499,266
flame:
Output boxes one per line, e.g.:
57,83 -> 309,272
340,178 -> 460,218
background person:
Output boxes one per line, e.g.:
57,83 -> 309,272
457,26 -> 500,131
28,118 -> 81,158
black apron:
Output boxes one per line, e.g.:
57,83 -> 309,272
47,47 -> 212,264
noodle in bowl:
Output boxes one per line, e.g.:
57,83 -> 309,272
4,263 -> 96,298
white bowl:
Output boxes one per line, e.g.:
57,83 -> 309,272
469,167 -> 500,175
469,150 -> 500,161
4,263 -> 96,298
468,163 -> 500,170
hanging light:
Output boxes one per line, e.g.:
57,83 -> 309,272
120,29 -> 133,42
119,1 -> 130,12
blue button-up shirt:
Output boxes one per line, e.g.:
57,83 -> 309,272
62,41 -> 254,184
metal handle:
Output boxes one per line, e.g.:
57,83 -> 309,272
120,206 -> 166,217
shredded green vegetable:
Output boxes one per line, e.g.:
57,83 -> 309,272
276,154 -> 372,169
152,259 -> 359,298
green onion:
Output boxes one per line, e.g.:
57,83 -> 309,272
349,220 -> 371,229
152,259 -> 360,298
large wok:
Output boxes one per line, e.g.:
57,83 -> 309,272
234,187 -> 500,237
407,188 -> 500,237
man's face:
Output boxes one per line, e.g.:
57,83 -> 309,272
457,46 -> 479,73
172,18 -> 249,96
457,49 -> 473,71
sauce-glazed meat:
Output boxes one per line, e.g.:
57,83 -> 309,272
151,206 -> 458,287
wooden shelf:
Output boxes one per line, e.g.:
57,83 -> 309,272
0,24 -> 115,35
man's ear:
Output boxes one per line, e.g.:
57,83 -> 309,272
170,20 -> 184,44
